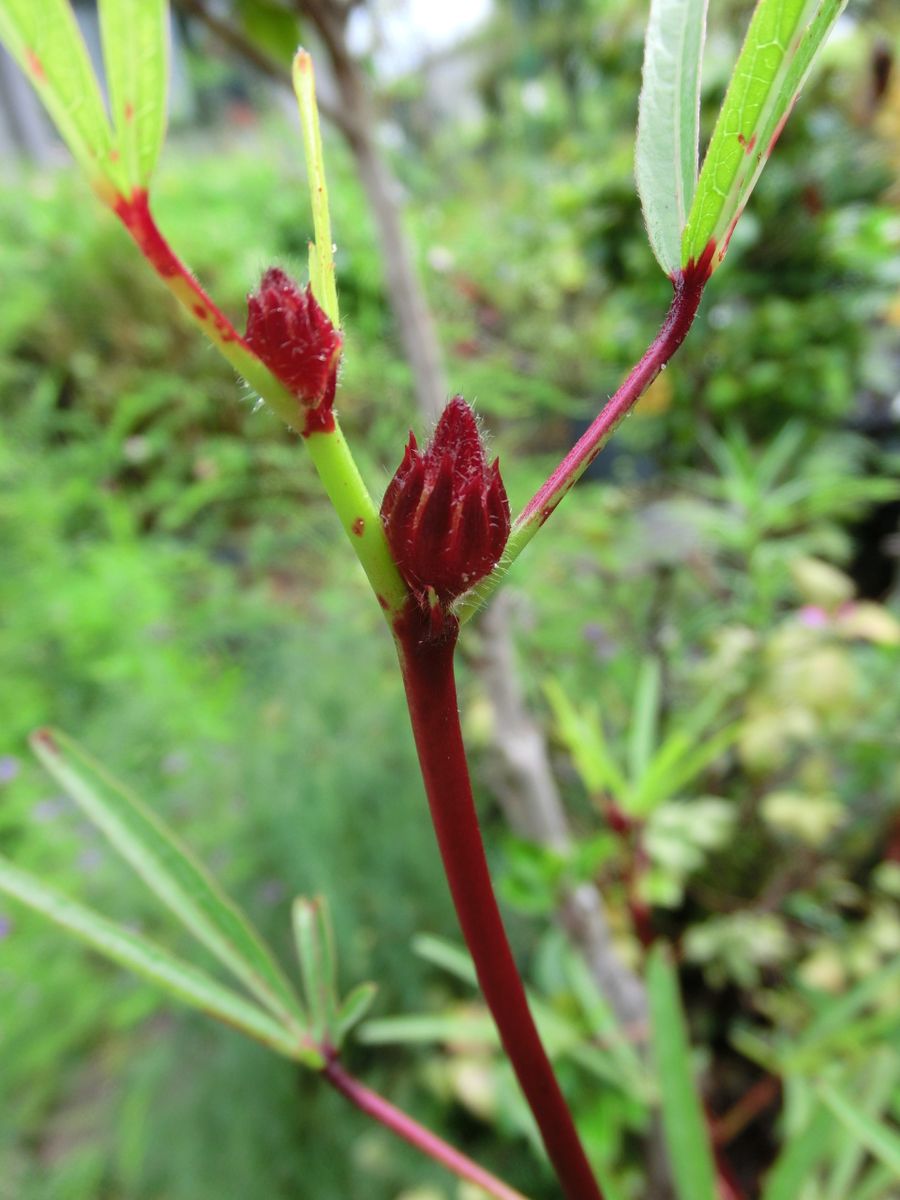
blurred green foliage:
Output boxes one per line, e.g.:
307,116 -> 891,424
1,2 -> 900,1197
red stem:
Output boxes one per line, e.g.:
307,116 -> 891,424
112,188 -> 249,352
395,609 -> 603,1200
519,248 -> 713,531
322,1058 -> 528,1200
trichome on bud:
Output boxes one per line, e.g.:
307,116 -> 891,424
381,396 -> 510,621
245,267 -> 342,435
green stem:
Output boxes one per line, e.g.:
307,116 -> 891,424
111,188 -> 408,618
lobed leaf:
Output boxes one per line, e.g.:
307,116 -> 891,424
682,0 -> 847,271
30,728 -> 307,1036
636,0 -> 709,276
647,944 -> 718,1200
0,856 -> 318,1063
98,0 -> 169,189
0,0 -> 125,193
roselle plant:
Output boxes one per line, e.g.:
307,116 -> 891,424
0,0 -> 851,1196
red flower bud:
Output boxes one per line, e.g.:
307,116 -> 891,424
245,267 -> 342,434
381,396 -> 510,612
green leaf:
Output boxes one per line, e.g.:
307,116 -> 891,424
785,957 -> 900,1068
544,681 -> 628,801
0,0 -> 125,193
820,1084 -> 900,1178
30,728 -> 307,1036
682,0 -> 847,271
292,896 -> 339,1044
762,1103 -> 833,1200
627,657 -> 662,787
413,931 -> 478,987
853,1165 -> 900,1200
647,944 -> 718,1200
825,1053 -> 899,1200
633,721 -> 739,814
0,855 -> 320,1064
636,0 -> 709,276
334,982 -> 378,1047
359,1011 -> 497,1048
235,0 -> 303,64
98,0 -> 169,188
293,49 -> 339,326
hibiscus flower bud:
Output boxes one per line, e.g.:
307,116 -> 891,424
245,267 -> 342,434
381,396 -> 510,613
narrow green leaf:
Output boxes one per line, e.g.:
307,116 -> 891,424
30,728 -> 307,1035
633,722 -> 739,814
544,681 -> 628,801
853,1165 -> 900,1200
293,49 -> 339,326
0,855 -> 319,1063
762,1103 -> 833,1200
359,1011 -> 497,1047
825,1053 -> 899,1200
292,896 -> 338,1044
413,932 -> 478,987
820,1084 -> 900,1178
627,657 -> 662,788
98,0 -> 169,188
334,982 -> 378,1047
636,0 -> 709,276
647,944 -> 718,1200
0,0 -> 125,193
682,0 -> 847,271
786,958 -> 900,1067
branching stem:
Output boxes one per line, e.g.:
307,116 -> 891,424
112,189 -> 408,616
395,607 -> 604,1200
457,253 -> 712,623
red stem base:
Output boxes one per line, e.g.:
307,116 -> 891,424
395,608 -> 603,1200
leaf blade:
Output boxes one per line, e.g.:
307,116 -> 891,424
761,1102 -> 833,1200
647,944 -> 718,1200
292,896 -> 339,1045
0,855 -> 317,1063
0,0 -> 124,192
30,728 -> 307,1035
820,1084 -> 900,1178
682,0 -> 847,270
98,0 -> 169,188
636,0 -> 709,276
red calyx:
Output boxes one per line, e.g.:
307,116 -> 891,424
381,396 -> 510,618
245,267 -> 342,435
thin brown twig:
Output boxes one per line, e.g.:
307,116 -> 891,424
175,0 -> 355,137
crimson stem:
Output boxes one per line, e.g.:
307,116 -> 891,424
395,608 -> 604,1200
322,1057 -> 529,1200
518,250 -> 713,534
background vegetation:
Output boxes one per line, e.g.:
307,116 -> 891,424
1,0 -> 899,1196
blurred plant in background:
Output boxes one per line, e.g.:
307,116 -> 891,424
0,0 -> 898,1198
